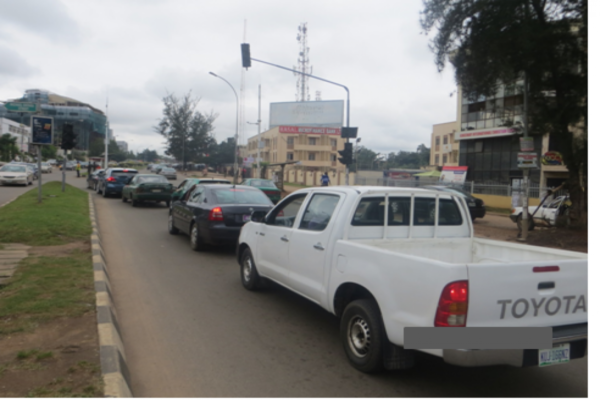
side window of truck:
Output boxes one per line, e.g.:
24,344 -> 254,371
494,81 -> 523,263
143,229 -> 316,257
351,197 -> 410,226
413,197 -> 462,226
265,194 -> 307,227
299,194 -> 340,231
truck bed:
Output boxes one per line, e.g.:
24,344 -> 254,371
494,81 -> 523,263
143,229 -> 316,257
351,237 -> 587,264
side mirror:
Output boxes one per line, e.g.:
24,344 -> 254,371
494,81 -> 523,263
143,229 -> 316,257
250,210 -> 267,223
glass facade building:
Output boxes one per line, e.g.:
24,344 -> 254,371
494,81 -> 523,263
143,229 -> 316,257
0,89 -> 107,151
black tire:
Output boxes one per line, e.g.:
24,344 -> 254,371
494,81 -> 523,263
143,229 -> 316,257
102,188 -> 109,198
96,183 -> 101,194
165,200 -> 171,208
122,194 -> 128,203
168,213 -> 179,234
340,299 -> 386,373
190,223 -> 205,251
517,214 -> 535,231
240,248 -> 267,290
131,196 -> 138,207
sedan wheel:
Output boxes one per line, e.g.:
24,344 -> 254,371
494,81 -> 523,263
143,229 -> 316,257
168,213 -> 179,235
190,223 -> 205,251
122,194 -> 128,203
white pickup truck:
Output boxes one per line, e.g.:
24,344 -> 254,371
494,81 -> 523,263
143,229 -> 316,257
236,186 -> 587,373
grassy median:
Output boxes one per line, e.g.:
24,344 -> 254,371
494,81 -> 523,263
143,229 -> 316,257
0,182 -> 101,397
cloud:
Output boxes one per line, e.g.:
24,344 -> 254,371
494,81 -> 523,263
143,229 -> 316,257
0,46 -> 39,77
0,0 -> 80,44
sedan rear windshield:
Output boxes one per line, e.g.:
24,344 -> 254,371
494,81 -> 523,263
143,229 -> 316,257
161,168 -> 176,173
249,179 -> 277,188
213,188 -> 272,205
139,176 -> 169,183
0,165 -> 26,172
112,172 -> 138,181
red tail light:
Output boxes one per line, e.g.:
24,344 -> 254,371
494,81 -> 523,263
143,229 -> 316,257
106,176 -> 116,182
434,281 -> 469,327
208,207 -> 224,221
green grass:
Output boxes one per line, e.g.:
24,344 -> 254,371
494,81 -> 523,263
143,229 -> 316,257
283,182 -> 309,188
0,250 -> 95,335
0,182 -> 91,246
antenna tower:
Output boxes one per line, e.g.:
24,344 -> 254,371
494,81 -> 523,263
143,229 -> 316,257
293,23 -> 312,102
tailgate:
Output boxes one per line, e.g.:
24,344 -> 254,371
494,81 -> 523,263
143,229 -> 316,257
466,259 -> 587,328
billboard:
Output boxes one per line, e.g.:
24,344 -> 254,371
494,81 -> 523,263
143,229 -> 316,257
269,100 -> 344,129
31,116 -> 54,145
439,166 -> 468,184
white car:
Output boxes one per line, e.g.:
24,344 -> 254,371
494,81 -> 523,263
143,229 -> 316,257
510,195 -> 570,230
0,164 -> 34,186
159,167 -> 177,180
41,162 -> 53,173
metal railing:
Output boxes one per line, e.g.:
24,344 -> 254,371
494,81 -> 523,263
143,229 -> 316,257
354,177 -> 569,199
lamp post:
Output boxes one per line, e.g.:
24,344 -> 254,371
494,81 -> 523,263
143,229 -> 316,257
209,72 -> 239,183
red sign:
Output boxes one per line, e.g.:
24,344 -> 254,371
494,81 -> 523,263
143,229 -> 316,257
279,126 -> 341,135
456,127 -> 516,140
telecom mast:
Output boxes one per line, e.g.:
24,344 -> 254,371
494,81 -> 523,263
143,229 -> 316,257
293,23 -> 312,102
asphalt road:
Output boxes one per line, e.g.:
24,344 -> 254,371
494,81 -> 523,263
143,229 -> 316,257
2,169 -> 588,397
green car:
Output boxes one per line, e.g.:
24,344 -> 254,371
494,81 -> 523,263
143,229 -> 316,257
171,178 -> 231,201
121,174 -> 174,207
240,179 -> 281,203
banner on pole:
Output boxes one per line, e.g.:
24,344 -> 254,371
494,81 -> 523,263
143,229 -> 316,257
439,166 -> 468,184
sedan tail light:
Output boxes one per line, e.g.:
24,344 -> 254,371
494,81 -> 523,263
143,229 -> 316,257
106,176 -> 116,182
208,207 -> 224,221
434,280 -> 469,327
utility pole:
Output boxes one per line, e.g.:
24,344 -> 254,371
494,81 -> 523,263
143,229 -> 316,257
519,72 -> 530,241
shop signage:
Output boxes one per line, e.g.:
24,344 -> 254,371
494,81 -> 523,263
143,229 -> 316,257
31,116 -> 53,145
541,151 -> 564,166
279,126 -> 341,135
439,166 -> 468,184
520,137 -> 534,152
517,152 -> 539,169
455,127 -> 516,141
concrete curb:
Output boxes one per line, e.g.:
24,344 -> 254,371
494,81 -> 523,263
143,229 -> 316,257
89,194 -> 132,397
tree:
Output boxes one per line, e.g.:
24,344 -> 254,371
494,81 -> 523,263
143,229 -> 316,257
0,134 -> 19,161
137,149 -> 159,162
154,92 -> 217,168
88,138 -> 105,157
41,145 -> 58,160
421,0 -> 587,226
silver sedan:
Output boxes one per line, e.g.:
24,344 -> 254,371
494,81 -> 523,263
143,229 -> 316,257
159,167 -> 177,180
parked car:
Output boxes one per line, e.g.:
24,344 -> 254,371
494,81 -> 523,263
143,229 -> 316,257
0,164 -> 34,186
121,174 -> 174,207
237,186 -> 587,372
171,178 -> 231,202
40,162 -> 53,173
159,167 -> 177,180
240,178 -> 282,203
510,195 -> 570,231
169,184 -> 273,250
87,169 -> 105,190
424,185 -> 485,221
47,159 -> 58,165
96,168 -> 139,198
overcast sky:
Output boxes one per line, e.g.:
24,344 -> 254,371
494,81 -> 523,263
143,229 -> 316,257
0,0 -> 460,155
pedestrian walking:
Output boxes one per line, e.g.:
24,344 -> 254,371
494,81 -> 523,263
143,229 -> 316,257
76,162 -> 81,178
320,171 -> 330,186
87,162 -> 92,176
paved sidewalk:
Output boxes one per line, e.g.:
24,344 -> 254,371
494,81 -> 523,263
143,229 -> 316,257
0,244 -> 31,287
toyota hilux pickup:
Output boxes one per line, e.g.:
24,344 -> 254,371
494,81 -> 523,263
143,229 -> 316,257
236,186 -> 587,373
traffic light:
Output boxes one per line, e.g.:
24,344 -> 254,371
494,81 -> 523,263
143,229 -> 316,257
338,142 -> 353,165
241,43 -> 251,68
61,124 -> 77,150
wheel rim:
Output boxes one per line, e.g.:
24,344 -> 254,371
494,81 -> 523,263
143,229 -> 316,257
347,316 -> 371,358
191,226 -> 197,247
243,256 -> 253,282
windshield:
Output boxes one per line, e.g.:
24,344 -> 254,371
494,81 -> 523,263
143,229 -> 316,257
0,165 -> 26,173
249,179 -> 276,188
213,188 -> 272,205
162,168 -> 176,173
112,171 -> 138,181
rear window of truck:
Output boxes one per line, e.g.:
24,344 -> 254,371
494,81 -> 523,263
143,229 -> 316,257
352,196 -> 462,226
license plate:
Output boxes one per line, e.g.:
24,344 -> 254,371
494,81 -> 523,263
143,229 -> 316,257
539,343 -> 570,367
243,214 -> 251,222
152,189 -> 162,193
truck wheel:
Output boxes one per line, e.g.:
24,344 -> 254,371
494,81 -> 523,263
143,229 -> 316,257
168,213 -> 179,235
240,248 -> 267,291
341,299 -> 385,373
517,214 -> 535,231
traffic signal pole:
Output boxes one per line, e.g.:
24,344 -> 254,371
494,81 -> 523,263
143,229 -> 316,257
243,46 -> 352,184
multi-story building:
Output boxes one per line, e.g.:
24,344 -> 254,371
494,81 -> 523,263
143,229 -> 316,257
246,125 -> 345,176
0,89 -> 107,152
0,118 -> 31,154
430,121 -> 459,167
116,140 -> 128,153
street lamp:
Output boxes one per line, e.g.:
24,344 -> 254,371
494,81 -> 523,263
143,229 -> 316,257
209,72 -> 239,182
